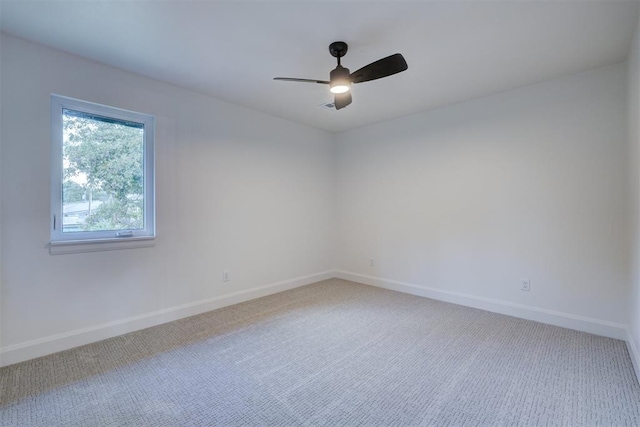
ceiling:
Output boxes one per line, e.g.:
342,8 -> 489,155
1,1 -> 638,133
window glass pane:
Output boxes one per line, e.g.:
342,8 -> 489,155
62,108 -> 145,233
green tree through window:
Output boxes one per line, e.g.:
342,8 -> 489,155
63,109 -> 145,232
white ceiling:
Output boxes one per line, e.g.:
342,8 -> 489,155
1,1 -> 638,133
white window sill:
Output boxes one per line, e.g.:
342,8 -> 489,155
49,236 -> 155,255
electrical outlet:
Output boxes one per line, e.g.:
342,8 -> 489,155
223,271 -> 230,282
370,258 -> 375,267
521,279 -> 531,292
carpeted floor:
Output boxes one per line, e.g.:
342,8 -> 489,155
1,278 -> 639,426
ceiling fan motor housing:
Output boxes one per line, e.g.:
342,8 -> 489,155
330,65 -> 351,93
330,65 -> 350,82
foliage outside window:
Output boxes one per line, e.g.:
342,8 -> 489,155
51,95 -> 155,244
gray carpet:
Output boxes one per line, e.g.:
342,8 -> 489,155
1,279 -> 639,426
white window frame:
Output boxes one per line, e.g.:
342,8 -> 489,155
50,94 -> 155,247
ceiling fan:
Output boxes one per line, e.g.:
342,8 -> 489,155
274,41 -> 408,110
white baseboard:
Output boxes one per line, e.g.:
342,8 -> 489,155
627,330 -> 640,384
3,270 -> 633,371
335,271 -> 627,340
0,270 -> 335,367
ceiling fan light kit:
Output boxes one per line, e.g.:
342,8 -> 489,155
274,41 -> 408,110
329,66 -> 351,94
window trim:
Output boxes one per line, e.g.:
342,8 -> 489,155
50,94 -> 156,245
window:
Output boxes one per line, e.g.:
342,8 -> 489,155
50,95 -> 155,245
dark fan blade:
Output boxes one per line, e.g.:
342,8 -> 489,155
334,92 -> 352,110
274,77 -> 329,84
349,53 -> 408,84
